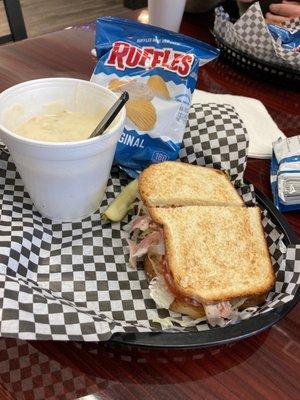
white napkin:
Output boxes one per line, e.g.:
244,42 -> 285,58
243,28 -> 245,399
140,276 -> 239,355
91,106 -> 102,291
192,90 -> 285,159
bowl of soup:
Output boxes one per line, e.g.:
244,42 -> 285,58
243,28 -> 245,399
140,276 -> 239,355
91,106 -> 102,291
0,78 -> 126,222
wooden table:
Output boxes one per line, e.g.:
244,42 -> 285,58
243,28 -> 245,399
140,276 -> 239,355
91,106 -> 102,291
0,10 -> 299,400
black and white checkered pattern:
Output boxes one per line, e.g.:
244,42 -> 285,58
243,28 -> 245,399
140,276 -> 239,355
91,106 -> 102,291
180,103 -> 248,184
0,103 -> 299,342
282,17 -> 300,33
214,3 -> 300,71
236,182 -> 257,206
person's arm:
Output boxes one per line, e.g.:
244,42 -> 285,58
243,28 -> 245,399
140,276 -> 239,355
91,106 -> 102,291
265,1 -> 300,24
238,0 -> 300,24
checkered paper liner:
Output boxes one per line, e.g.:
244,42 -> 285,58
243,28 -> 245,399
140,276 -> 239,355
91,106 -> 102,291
214,3 -> 300,71
180,103 -> 248,184
282,17 -> 300,33
0,103 -> 299,342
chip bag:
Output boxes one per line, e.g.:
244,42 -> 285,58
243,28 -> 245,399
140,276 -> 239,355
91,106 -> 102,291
91,17 -> 219,177
268,24 -> 300,52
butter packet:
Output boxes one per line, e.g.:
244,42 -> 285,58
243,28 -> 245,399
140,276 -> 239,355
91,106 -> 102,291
91,17 -> 219,177
271,136 -> 300,212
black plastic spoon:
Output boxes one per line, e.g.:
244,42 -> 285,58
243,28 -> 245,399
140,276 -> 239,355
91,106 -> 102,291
89,91 -> 129,139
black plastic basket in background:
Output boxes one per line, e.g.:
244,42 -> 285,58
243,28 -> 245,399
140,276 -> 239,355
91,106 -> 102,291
214,34 -> 300,90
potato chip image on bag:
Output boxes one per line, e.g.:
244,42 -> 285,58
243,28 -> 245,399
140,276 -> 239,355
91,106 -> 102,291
91,17 -> 219,177
147,75 -> 171,100
108,78 -> 155,101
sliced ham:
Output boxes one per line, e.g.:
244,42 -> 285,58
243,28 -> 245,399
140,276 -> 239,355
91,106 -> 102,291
203,302 -> 234,327
149,239 -> 165,256
126,238 -> 139,269
124,202 -> 160,233
127,229 -> 164,268
131,215 -> 152,232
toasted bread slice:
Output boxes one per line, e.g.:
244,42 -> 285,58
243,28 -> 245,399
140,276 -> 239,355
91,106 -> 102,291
148,206 -> 275,305
144,254 -> 266,319
139,161 -> 243,207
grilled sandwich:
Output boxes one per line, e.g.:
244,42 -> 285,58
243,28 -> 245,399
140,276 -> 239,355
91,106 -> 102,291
125,161 -> 275,326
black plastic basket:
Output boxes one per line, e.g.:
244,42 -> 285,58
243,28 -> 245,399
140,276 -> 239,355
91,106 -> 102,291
214,34 -> 300,89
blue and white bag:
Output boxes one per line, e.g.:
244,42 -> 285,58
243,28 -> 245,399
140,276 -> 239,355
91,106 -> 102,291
268,24 -> 300,52
91,17 -> 219,177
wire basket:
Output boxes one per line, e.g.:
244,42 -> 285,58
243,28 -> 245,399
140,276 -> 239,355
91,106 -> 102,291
214,34 -> 300,89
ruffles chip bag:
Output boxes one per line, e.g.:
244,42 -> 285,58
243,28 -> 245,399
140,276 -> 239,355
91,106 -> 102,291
91,17 -> 219,176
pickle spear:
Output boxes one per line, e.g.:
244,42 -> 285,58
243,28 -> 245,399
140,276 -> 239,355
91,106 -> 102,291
101,179 -> 138,222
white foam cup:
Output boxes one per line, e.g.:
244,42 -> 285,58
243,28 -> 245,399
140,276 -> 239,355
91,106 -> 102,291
0,78 -> 126,222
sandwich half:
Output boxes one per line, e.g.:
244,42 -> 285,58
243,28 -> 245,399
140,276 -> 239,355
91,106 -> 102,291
139,161 -> 244,207
144,206 -> 274,326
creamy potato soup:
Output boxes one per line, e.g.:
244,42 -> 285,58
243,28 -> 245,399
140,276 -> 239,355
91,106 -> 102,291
15,108 -> 108,142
